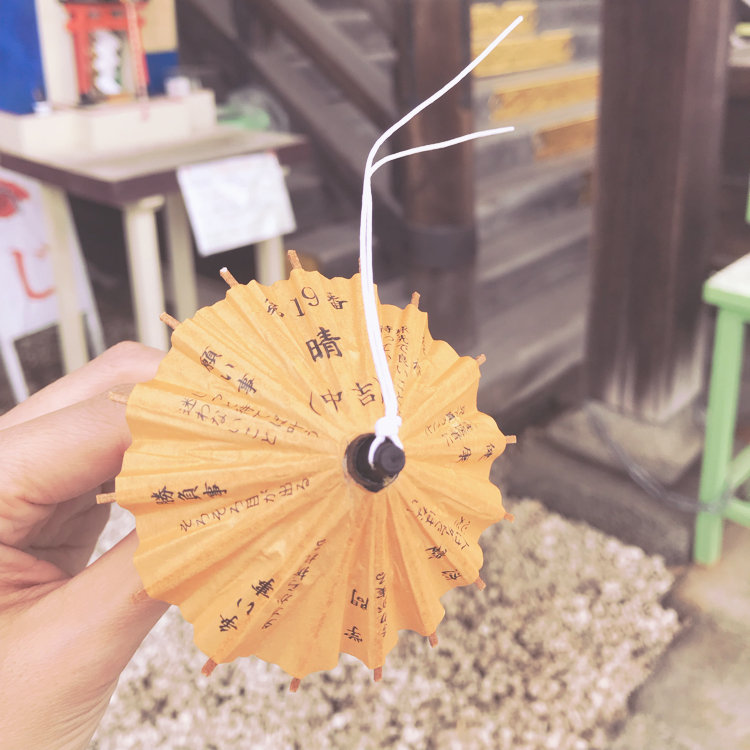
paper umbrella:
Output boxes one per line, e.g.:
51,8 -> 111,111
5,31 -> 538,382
101,253 -> 514,686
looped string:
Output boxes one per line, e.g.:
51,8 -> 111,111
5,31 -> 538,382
361,15 -> 524,466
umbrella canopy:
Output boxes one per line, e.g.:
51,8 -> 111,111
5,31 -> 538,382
108,258 -> 513,684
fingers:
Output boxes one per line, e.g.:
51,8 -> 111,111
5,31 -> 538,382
1,389 -> 132,512
1,531 -> 169,749
0,341 -> 163,431
51,530 -> 169,683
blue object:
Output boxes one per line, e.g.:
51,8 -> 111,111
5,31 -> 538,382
146,50 -> 179,95
0,0 -> 46,114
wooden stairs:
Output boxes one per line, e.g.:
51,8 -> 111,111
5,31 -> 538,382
177,0 -> 601,429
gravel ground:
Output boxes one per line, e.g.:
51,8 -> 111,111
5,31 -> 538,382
89,498 -> 680,750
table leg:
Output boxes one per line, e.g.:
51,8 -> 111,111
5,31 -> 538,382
122,196 -> 169,351
38,184 -> 89,373
164,192 -> 199,321
255,235 -> 286,285
694,309 -> 744,565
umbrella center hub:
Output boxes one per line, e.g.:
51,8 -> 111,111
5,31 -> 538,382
345,434 -> 405,492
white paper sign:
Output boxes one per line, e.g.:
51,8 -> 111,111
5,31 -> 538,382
176,152 -> 296,257
0,168 -> 92,341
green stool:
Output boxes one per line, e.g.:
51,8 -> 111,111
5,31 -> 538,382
694,253 -> 750,564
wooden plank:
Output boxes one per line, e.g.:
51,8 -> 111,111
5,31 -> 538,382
472,30 -> 574,77
586,0 -> 734,421
247,0 -> 396,129
534,113 -> 598,159
471,1 -> 538,37
490,68 -> 599,119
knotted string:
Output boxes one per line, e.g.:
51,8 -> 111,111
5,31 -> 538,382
361,15 -> 524,465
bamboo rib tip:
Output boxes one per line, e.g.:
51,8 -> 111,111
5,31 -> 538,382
504,511 -> 515,522
506,434 -> 517,444
159,311 -> 180,330
219,267 -> 239,287
474,576 -> 486,591
410,291 -> 420,308
96,491 -> 117,505
475,354 -> 486,366
289,677 -> 301,693
201,658 -> 217,677
428,632 -> 439,648
373,666 -> 383,682
287,250 -> 302,270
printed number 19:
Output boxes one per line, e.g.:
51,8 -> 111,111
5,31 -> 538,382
291,287 -> 320,316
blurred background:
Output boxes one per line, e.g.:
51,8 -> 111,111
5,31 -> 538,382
2,1 -> 750,748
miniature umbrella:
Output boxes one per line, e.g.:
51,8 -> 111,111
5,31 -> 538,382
106,16 -> 524,686
107,256 -> 513,683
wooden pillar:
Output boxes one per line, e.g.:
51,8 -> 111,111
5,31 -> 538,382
393,0 -> 477,347
586,0 -> 733,422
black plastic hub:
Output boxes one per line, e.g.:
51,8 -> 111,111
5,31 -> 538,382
345,433 -> 405,492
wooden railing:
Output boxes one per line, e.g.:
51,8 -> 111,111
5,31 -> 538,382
246,0 -> 396,129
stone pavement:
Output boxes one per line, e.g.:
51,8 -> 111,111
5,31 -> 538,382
612,521 -> 750,750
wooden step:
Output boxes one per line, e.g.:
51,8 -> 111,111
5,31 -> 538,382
570,24 -> 600,59
475,150 -> 593,242
324,7 -> 394,55
489,100 -> 598,160
471,1 -> 539,38
534,110 -> 597,159
476,61 -> 599,120
477,205 -> 591,315
472,29 -> 574,77
475,101 -> 597,171
473,269 -> 588,424
536,0 -> 601,30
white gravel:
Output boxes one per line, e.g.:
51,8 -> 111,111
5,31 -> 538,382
89,498 -> 680,750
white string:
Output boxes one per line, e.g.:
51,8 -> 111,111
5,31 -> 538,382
360,15 -> 524,466
370,126 -> 516,174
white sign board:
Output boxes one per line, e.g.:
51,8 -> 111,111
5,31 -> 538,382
176,151 -> 296,257
0,168 -> 92,341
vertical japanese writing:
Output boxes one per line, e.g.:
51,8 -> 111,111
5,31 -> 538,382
327,293 -> 347,309
350,589 -> 369,610
375,571 -> 387,639
261,539 -> 327,630
344,625 -> 364,643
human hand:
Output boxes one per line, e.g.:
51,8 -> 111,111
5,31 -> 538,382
0,342 -> 169,750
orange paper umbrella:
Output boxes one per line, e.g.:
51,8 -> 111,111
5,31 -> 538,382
107,256 -> 512,684
104,18 -> 524,687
